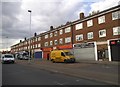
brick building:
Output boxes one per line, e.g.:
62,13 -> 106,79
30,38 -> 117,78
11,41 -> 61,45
11,5 -> 120,61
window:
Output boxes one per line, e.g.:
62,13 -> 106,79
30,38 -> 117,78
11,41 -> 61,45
76,34 -> 83,41
50,33 -> 53,38
50,41 -> 53,46
45,34 -> 48,39
112,11 -> 120,20
38,43 -> 41,47
61,52 -> 65,56
38,37 -> 41,41
113,26 -> 120,35
75,23 -> 83,30
54,31 -> 57,36
98,16 -> 105,24
59,29 -> 63,35
44,42 -> 48,47
54,40 -> 58,45
87,32 -> 93,39
65,27 -> 71,33
59,38 -> 63,44
87,20 -> 93,27
99,29 -> 106,37
65,37 -> 71,43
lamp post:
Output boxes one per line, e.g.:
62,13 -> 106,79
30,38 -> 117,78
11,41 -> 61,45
28,10 -> 32,63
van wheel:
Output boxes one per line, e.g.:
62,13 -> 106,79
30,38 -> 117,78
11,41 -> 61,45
64,59 -> 67,63
52,60 -> 55,63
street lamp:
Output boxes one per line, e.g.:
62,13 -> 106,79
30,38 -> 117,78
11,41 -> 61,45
28,10 -> 32,63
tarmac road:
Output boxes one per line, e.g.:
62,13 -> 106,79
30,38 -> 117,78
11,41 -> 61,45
2,63 -> 110,85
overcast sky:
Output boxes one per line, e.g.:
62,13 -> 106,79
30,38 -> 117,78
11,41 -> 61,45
0,0 -> 119,51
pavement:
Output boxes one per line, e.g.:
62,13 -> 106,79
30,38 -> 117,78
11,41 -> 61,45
15,59 -> 119,85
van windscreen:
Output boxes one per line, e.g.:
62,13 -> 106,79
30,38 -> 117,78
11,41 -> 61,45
64,52 -> 73,56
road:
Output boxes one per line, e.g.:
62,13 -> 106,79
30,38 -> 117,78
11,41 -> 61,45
2,63 -> 110,85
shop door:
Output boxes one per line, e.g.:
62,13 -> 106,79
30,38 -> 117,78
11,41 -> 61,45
110,40 -> 120,61
34,51 -> 42,58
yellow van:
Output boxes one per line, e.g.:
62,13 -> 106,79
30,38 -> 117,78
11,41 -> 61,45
50,50 -> 75,63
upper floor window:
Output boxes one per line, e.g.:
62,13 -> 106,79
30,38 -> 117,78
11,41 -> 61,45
113,26 -> 120,35
98,15 -> 105,24
59,38 -> 63,44
65,27 -> 71,33
54,40 -> 58,45
45,34 -> 48,39
50,41 -> 53,46
44,42 -> 48,47
54,31 -> 58,36
38,43 -> 41,47
76,34 -> 83,41
75,23 -> 83,30
50,33 -> 53,38
65,37 -> 71,43
99,29 -> 106,38
38,37 -> 41,41
59,29 -> 63,35
87,32 -> 93,39
112,11 -> 120,20
87,20 -> 93,27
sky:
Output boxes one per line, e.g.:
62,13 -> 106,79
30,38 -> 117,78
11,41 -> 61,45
0,0 -> 120,51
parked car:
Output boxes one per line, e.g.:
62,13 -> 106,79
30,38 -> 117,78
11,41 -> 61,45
1,54 -> 15,64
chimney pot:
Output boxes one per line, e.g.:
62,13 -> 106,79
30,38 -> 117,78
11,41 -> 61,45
80,12 -> 84,19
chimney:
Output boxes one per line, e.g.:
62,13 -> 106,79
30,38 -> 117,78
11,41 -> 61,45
20,40 -> 22,43
34,32 -> 37,37
79,12 -> 84,19
24,37 -> 26,40
50,26 -> 53,31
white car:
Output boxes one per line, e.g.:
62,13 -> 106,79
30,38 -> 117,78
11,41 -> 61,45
1,54 -> 15,64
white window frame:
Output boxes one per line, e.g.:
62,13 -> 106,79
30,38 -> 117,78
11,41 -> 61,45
65,27 -> 71,33
45,34 -> 48,39
59,38 -> 63,44
59,29 -> 63,35
50,41 -> 53,46
54,40 -> 58,45
98,15 -> 105,24
65,37 -> 71,43
50,33 -> 53,38
38,43 -> 41,47
54,31 -> 57,36
113,26 -> 120,35
75,23 -> 83,30
87,20 -> 93,27
44,42 -> 48,47
112,11 -> 120,20
99,29 -> 106,38
76,34 -> 83,41
87,32 -> 93,39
